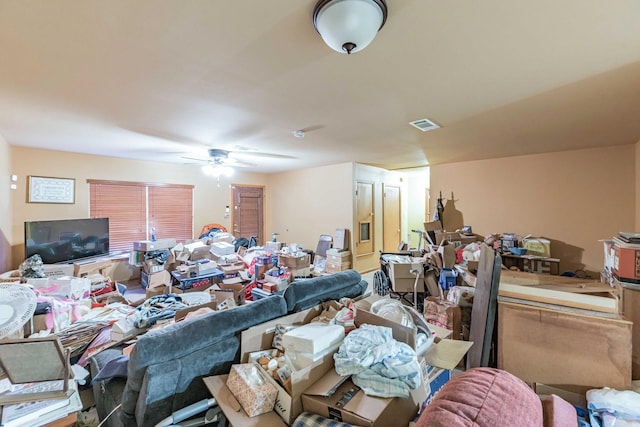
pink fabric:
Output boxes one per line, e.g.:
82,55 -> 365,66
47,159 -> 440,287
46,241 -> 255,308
416,367 -> 544,427
542,394 -> 577,427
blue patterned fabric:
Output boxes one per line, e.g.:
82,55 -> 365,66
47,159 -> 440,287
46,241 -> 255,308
292,412 -> 358,427
132,293 -> 188,328
333,324 -> 421,398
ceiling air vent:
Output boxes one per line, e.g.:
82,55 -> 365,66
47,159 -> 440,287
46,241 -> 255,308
409,118 -> 440,132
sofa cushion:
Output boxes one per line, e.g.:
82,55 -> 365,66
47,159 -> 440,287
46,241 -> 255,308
416,367 -> 544,427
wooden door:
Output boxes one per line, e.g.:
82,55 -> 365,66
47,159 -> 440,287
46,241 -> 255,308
231,185 -> 265,245
355,181 -> 374,255
383,184 -> 401,252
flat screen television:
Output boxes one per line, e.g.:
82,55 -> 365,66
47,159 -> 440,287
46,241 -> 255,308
24,218 -> 110,264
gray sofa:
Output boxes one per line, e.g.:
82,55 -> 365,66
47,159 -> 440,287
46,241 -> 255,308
91,269 -> 368,427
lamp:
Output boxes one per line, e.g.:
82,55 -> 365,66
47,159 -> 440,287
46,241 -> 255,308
202,163 -> 233,178
313,0 -> 388,54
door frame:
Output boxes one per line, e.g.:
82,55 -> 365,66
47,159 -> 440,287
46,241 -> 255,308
230,184 -> 266,245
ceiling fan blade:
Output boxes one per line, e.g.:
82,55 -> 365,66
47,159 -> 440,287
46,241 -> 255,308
181,156 -> 208,163
227,160 -> 256,168
231,151 -> 296,160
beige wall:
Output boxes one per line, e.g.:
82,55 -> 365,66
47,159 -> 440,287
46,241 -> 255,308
267,163 -> 353,255
430,145 -> 635,275
0,135 -> 11,272
10,147 -> 269,269
405,168 -> 430,247
636,141 -> 640,230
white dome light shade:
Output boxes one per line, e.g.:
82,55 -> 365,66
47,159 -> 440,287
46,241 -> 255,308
313,0 -> 388,54
202,163 -> 233,177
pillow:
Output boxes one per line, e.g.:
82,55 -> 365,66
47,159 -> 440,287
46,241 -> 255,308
91,355 -> 129,384
416,367 -> 543,427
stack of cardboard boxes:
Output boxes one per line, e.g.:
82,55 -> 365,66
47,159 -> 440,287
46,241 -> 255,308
325,249 -> 351,274
203,294 -> 472,427
131,238 -> 176,297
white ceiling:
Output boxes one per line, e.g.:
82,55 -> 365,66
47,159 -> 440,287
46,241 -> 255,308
1,0 -> 640,173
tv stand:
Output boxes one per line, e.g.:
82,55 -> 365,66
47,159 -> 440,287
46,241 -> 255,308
73,258 -> 115,277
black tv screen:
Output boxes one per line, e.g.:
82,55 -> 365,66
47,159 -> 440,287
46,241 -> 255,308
24,218 -> 110,264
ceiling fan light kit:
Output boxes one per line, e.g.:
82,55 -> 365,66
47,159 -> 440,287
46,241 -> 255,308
202,163 -> 233,178
313,0 -> 388,54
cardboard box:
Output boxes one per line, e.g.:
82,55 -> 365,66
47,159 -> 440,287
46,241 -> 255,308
210,283 -> 246,305
325,261 -> 352,274
497,300 -> 632,390
251,263 -> 273,280
203,375 -> 287,427
240,305 -> 335,424
210,241 -> 235,257
196,261 -> 217,276
219,261 -> 246,274
23,314 -> 49,337
278,254 -> 311,270
522,238 -> 551,257
434,231 -> 477,246
264,274 -> 290,290
620,282 -> 640,379
170,269 -> 223,291
41,264 -> 75,278
140,270 -> 171,290
301,370 -> 420,427
142,258 -> 166,274
226,364 -> 278,417
290,267 -> 312,278
326,250 -> 352,264
26,276 -> 91,300
146,284 -> 169,299
133,238 -> 176,251
613,238 -> 640,284
354,296 -> 472,366
388,260 -> 424,293
174,301 -> 218,321
418,362 -> 451,406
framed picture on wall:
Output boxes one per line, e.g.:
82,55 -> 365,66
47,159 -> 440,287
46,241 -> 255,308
27,176 -> 75,204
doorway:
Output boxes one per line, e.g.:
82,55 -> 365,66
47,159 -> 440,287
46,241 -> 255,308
383,184 -> 401,252
231,185 -> 265,245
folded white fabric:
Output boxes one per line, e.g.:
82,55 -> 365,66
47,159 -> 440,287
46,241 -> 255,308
333,324 -> 420,398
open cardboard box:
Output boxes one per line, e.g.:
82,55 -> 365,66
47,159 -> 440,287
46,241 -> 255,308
209,283 -> 246,306
354,295 -> 472,406
301,369 -> 421,427
203,375 -> 286,427
240,305 -> 336,424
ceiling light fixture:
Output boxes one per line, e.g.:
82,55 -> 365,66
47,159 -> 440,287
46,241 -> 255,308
312,0 -> 388,55
202,163 -> 233,178
202,163 -> 233,187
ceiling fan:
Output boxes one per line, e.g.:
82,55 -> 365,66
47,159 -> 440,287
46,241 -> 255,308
183,148 -> 255,167
182,149 -> 256,182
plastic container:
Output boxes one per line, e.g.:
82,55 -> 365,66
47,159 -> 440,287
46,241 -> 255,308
508,247 -> 528,256
439,268 -> 458,290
